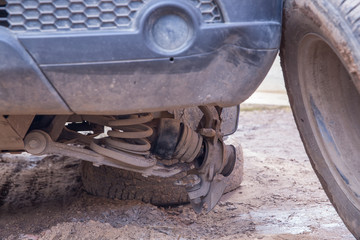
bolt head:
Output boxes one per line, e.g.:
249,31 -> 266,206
24,131 -> 47,155
28,139 -> 40,149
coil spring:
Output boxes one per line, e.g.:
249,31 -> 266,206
90,113 -> 154,157
106,113 -> 153,155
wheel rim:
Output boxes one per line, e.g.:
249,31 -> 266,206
299,33 -> 360,210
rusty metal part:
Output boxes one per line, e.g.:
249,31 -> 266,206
22,113 -> 202,178
184,106 -> 237,213
196,174 -> 228,212
221,145 -> 236,177
175,174 -> 201,189
0,115 -> 34,151
153,118 -> 203,163
21,108 -> 236,214
154,118 -> 181,160
198,128 -> 216,138
0,116 -> 25,151
24,130 -> 103,160
7,115 -> 35,138
45,115 -> 69,141
199,106 -> 215,129
23,130 -> 185,178
173,123 -> 203,163
59,127 -> 95,146
188,139 -> 236,213
89,113 -> 153,156
173,106 -> 239,136
89,139 -> 155,169
187,139 -> 227,194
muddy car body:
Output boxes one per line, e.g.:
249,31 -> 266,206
1,0 -> 360,238
0,0 -> 282,208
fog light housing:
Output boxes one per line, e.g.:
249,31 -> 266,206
143,2 -> 199,56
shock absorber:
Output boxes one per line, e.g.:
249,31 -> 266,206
87,114 -> 204,164
154,118 -> 203,163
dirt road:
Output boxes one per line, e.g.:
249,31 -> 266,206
0,108 -> 355,239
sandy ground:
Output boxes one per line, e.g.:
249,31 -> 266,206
0,108 -> 355,240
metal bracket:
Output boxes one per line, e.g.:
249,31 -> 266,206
185,106 -> 236,213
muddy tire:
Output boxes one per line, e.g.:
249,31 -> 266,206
281,0 -> 360,237
81,143 -> 243,206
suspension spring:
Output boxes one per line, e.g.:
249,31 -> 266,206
90,113 -> 154,157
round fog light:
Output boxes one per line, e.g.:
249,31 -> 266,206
152,14 -> 190,51
144,4 -> 197,55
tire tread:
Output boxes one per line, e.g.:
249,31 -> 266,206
81,145 -> 244,206
338,0 -> 360,32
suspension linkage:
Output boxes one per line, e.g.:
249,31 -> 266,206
23,130 -> 187,178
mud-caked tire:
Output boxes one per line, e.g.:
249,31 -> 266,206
81,143 -> 243,206
281,0 -> 360,237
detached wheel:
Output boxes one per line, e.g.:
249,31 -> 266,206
81,144 -> 243,206
281,0 -> 360,237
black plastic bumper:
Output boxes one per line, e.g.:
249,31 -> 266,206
0,0 -> 283,115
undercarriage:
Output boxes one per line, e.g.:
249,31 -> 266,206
1,105 -> 239,212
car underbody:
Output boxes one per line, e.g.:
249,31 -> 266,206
0,0 -> 282,212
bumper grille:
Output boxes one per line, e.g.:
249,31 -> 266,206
190,0 -> 222,23
3,0 -> 223,32
0,0 -> 8,27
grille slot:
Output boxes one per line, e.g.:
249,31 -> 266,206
190,0 -> 223,23
5,0 -> 223,32
0,0 -> 8,28
7,0 -> 146,32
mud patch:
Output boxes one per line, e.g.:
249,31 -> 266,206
0,153 -> 81,211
